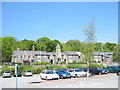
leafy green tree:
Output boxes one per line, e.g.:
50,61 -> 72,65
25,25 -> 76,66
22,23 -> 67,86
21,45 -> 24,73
36,37 -> 50,51
62,40 -> 82,51
46,40 -> 58,52
2,37 -> 17,62
16,39 -> 36,51
103,42 -> 117,52
94,42 -> 102,52
112,44 -> 120,63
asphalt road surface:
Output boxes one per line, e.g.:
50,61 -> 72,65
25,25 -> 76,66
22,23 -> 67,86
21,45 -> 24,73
0,73 -> 119,88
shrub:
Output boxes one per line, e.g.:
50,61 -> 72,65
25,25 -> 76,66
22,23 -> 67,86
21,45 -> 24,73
13,62 -> 22,65
34,62 -> 50,65
77,61 -> 87,64
98,60 -> 102,63
34,62 -> 41,65
41,62 -> 50,65
45,65 -> 59,70
59,65 -> 67,69
89,63 -> 104,68
67,64 -> 87,69
60,61 -> 66,64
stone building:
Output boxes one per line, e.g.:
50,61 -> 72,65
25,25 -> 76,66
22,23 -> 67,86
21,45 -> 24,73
11,44 -> 113,65
11,44 -> 83,65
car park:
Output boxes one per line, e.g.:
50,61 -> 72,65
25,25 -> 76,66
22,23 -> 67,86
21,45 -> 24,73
53,69 -> 71,79
89,67 -> 109,75
23,70 -> 33,76
2,71 -> 11,78
40,70 -> 59,80
67,69 -> 87,78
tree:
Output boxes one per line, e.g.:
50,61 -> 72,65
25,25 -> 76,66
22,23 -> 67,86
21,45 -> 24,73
94,42 -> 102,52
36,37 -> 50,51
103,42 -> 117,52
2,37 -> 17,63
16,39 -> 36,51
112,44 -> 120,63
62,40 -> 81,51
83,18 -> 96,65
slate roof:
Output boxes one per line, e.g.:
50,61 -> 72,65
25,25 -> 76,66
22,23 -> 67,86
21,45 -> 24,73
93,52 -> 113,57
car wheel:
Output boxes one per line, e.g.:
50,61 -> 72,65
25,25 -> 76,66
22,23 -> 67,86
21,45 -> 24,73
117,72 -> 120,76
98,72 -> 102,75
60,75 -> 64,79
75,74 -> 78,78
45,76 -> 48,80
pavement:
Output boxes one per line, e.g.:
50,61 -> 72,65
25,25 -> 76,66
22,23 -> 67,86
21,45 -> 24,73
0,73 -> 119,88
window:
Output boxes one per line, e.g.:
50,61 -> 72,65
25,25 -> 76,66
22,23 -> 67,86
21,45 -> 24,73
14,56 -> 16,58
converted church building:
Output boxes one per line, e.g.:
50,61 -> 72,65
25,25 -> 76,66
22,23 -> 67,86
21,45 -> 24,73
11,44 -> 113,65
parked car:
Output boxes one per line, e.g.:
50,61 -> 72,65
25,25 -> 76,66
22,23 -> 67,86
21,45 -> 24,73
104,66 -> 119,73
53,69 -> 71,79
13,71 -> 22,77
40,70 -> 59,80
23,71 -> 33,76
2,71 -> 11,78
89,67 -> 109,75
67,69 -> 87,78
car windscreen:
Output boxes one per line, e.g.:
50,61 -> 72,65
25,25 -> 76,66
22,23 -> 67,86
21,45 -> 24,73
4,71 -> 10,73
26,71 -> 32,72
75,70 -> 82,72
46,71 -> 55,74
68,70 -> 74,72
60,70 -> 67,73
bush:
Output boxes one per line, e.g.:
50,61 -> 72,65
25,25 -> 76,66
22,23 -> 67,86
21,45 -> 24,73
34,62 -> 41,65
71,61 -> 87,64
45,65 -> 59,70
67,64 -> 87,69
60,61 -> 66,64
59,65 -> 67,69
77,61 -> 87,64
34,62 -> 50,65
98,60 -> 102,63
89,63 -> 104,68
41,62 -> 50,65
13,62 -> 22,65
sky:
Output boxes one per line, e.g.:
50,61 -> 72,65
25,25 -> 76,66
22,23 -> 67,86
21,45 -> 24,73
2,2 -> 118,43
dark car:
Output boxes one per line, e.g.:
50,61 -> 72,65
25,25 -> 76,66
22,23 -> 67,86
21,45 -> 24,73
53,69 -> 71,79
13,71 -> 22,77
104,66 -> 119,73
89,67 -> 109,75
117,70 -> 120,76
116,66 -> 120,76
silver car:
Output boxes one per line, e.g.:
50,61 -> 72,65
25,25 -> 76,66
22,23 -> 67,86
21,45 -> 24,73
2,71 -> 11,78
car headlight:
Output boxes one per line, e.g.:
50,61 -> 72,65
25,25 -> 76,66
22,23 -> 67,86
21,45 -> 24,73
63,74 -> 66,76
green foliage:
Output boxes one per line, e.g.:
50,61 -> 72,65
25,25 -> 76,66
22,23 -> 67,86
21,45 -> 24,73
13,62 -> 22,65
1,36 -> 118,64
2,37 -> 17,62
89,63 -> 104,68
59,61 -> 66,64
34,62 -> 50,65
67,64 -> 87,68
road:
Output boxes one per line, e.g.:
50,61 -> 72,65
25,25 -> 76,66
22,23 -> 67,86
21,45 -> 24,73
0,73 -> 119,88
